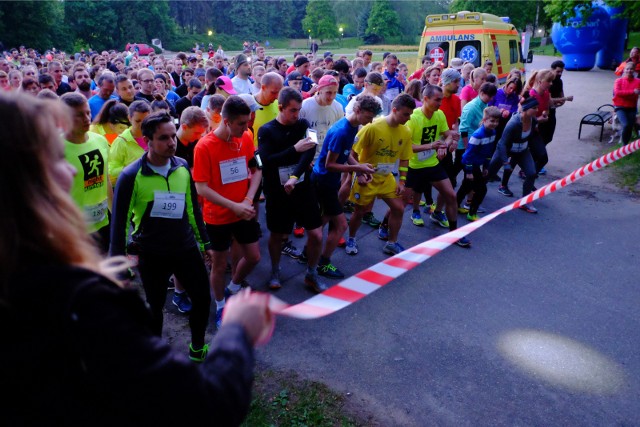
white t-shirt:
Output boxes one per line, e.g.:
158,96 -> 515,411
231,76 -> 253,95
299,96 -> 344,157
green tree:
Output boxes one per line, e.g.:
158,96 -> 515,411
365,0 -> 401,43
0,1 -> 67,51
450,0 -> 549,31
302,0 -> 339,43
544,0 -> 640,30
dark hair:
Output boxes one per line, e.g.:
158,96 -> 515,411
141,112 -> 173,139
278,86 -> 302,109
115,75 -> 130,85
353,67 -> 367,79
405,80 -> 423,101
504,77 -> 522,94
38,74 -> 54,86
151,99 -> 170,112
353,95 -> 381,115
333,59 -> 350,74
365,72 -> 384,86
221,95 -> 251,121
182,67 -> 194,76
421,83 -> 442,98
128,100 -> 152,116
60,92 -> 87,108
93,99 -> 129,125
188,79 -> 202,89
207,94 -> 226,111
483,106 -> 502,120
363,50 -> 373,57
479,82 -> 497,97
485,73 -> 497,84
21,78 -> 38,90
97,73 -> 115,87
550,60 -> 565,70
391,93 -> 416,110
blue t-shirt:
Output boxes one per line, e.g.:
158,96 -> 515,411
88,94 -> 117,120
312,117 -> 358,188
342,84 -> 363,99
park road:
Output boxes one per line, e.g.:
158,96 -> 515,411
250,55 -> 640,426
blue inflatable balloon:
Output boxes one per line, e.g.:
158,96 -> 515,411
596,4 -> 627,70
551,5 -> 610,71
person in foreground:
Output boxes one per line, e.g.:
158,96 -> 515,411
0,92 -> 272,426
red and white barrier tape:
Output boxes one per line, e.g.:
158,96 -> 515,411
268,140 -> 640,319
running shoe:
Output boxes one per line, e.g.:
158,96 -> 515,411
430,211 -> 449,228
423,202 -> 436,215
362,212 -> 382,227
378,225 -> 389,241
215,307 -> 224,329
457,205 -> 469,214
462,202 -> 485,213
226,282 -> 242,295
383,241 -> 405,255
538,167 -> 547,175
305,273 -> 329,293
337,236 -> 347,248
281,240 -> 302,259
456,237 -> 471,248
466,213 -> 480,221
498,186 -> 514,197
318,262 -> 345,278
519,204 -> 538,214
411,211 -> 424,226
419,199 -> 426,207
189,343 -> 210,363
293,226 -> 305,238
268,271 -> 282,290
172,291 -> 192,314
296,247 -> 309,264
345,237 -> 358,255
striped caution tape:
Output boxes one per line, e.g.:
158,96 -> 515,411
268,140 -> 640,319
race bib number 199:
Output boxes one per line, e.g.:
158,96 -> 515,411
150,191 -> 185,219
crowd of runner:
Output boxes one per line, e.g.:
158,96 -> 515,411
1,43 -> 576,363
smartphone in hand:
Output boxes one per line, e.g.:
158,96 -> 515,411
307,129 -> 318,144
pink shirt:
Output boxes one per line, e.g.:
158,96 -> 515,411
460,85 -> 478,102
613,77 -> 640,108
529,88 -> 550,118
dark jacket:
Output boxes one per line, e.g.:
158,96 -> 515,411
0,265 -> 254,426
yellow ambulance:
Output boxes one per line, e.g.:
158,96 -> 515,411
417,11 -> 527,82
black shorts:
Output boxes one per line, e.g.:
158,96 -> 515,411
265,184 -> 322,234
206,220 -> 260,252
312,173 -> 343,217
406,164 -> 449,193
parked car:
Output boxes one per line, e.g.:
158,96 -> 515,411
125,43 -> 155,56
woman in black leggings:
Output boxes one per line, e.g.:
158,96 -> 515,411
488,96 -> 540,213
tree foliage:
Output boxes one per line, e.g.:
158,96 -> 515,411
366,0 -> 401,43
544,0 -> 640,30
0,1 -> 67,51
450,0 -> 550,31
302,0 -> 339,43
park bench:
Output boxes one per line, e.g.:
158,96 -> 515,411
578,104 -> 615,142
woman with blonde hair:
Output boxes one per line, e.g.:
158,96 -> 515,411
0,92 -> 273,425
524,69 -> 554,174
459,67 -> 487,108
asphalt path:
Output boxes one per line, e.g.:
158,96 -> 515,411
248,55 -> 640,425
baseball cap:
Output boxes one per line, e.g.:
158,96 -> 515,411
238,94 -> 263,112
440,68 -> 461,86
194,68 -> 206,77
235,54 -> 248,68
287,71 -> 303,81
216,76 -> 237,95
317,75 -> 338,90
450,57 -> 464,70
323,51 -> 333,58
188,56 -> 197,62
294,56 -> 310,68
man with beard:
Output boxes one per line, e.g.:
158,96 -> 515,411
74,67 -> 93,99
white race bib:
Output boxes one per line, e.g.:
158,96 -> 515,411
84,199 -> 108,224
219,156 -> 248,185
150,191 -> 185,219
278,165 -> 305,185
375,162 -> 394,176
417,149 -> 434,161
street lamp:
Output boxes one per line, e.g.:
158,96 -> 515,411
208,30 -> 213,36
339,27 -> 344,47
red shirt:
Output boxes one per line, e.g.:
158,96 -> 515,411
192,130 -> 254,225
613,77 -> 640,108
529,88 -> 551,118
440,93 -> 461,129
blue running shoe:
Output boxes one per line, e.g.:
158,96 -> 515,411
430,211 -> 449,228
172,291 -> 192,314
215,307 -> 223,329
383,241 -> 405,255
378,225 -> 389,240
